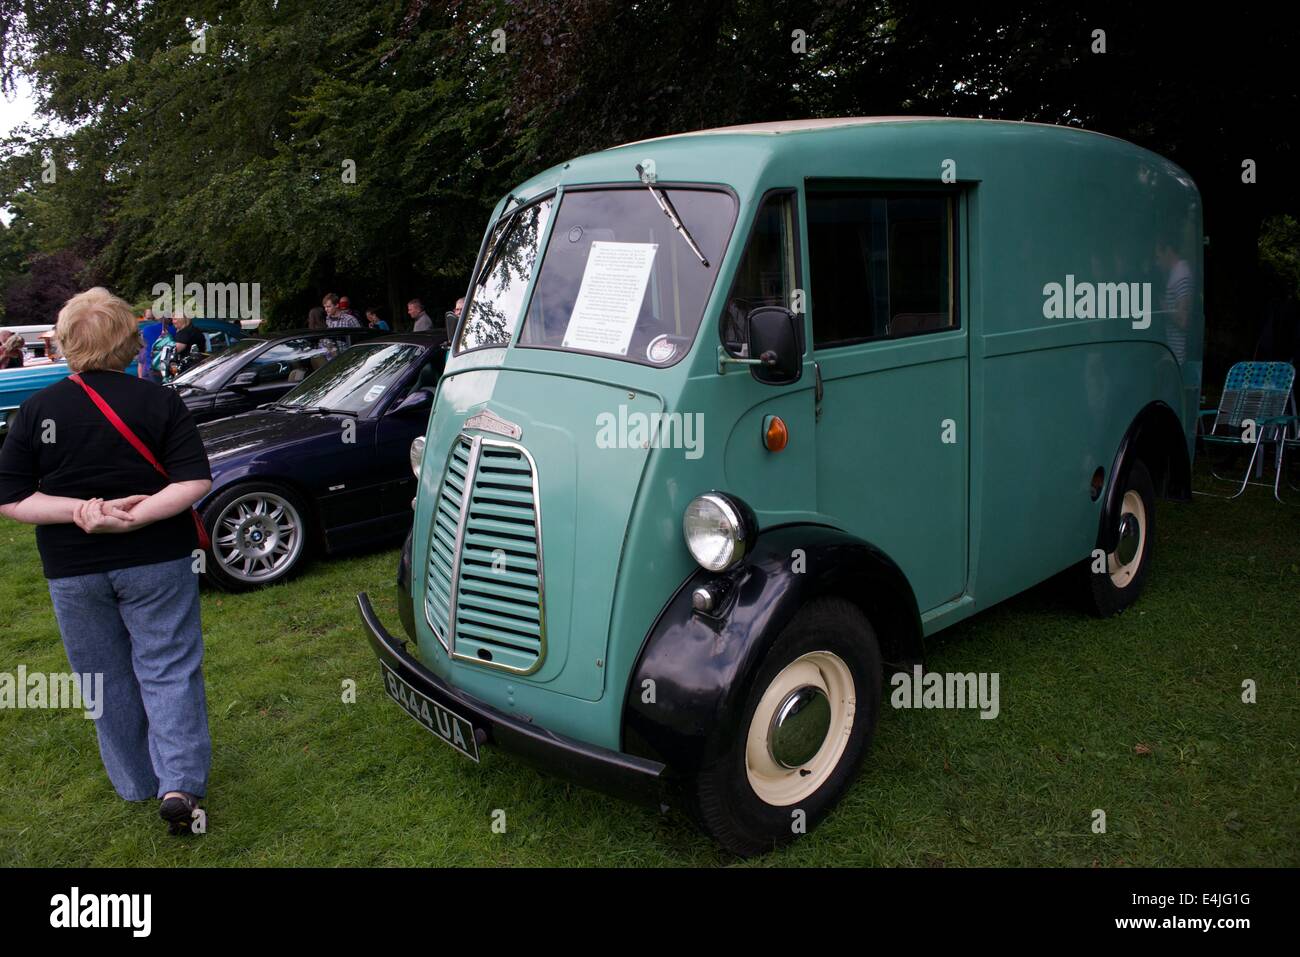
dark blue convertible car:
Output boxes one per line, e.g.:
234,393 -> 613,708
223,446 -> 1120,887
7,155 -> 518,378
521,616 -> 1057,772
197,333 -> 443,590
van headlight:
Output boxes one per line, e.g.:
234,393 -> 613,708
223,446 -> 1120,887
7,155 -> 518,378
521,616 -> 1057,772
409,436 -> 426,476
683,492 -> 755,571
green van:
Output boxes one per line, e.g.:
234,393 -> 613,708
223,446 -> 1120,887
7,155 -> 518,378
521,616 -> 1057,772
357,117 -> 1203,855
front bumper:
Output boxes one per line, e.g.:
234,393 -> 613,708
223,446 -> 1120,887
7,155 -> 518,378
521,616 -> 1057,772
357,592 -> 667,806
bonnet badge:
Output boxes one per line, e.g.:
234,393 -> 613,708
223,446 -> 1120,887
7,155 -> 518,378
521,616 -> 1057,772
464,408 -> 522,440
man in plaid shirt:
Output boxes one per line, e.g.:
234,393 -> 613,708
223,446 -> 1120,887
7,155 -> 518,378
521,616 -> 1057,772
323,292 -> 362,328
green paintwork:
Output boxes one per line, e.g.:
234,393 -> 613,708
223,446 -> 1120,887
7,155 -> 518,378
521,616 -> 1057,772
409,118 -> 1203,751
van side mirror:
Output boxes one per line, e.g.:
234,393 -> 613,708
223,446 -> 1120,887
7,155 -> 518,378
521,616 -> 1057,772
747,306 -> 802,383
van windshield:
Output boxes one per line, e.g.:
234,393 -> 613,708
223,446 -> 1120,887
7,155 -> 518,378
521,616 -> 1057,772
516,187 -> 736,366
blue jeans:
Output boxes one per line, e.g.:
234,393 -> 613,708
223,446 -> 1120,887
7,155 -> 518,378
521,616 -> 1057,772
47,556 -> 210,801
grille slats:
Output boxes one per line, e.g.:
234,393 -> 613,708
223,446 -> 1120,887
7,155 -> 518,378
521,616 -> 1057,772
422,433 -> 545,671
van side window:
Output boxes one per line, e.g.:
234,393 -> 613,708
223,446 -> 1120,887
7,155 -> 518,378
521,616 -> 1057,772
722,191 -> 800,358
807,192 -> 956,348
457,197 -> 554,352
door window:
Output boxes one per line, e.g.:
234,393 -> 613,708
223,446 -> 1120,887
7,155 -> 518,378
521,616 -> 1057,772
807,191 -> 956,348
251,338 -> 324,385
721,191 -> 800,358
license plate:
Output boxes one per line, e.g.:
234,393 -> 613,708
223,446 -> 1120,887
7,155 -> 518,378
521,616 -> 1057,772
380,662 -> 480,762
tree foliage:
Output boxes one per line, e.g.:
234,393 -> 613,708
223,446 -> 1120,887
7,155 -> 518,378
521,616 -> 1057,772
0,0 -> 1295,361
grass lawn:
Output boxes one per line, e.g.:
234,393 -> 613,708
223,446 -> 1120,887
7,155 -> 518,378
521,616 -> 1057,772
1,468 -> 1297,867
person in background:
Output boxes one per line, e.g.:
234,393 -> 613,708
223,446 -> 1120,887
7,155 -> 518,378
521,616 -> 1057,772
0,329 -> 25,368
0,287 -> 213,835
172,312 -> 204,357
138,311 -> 175,381
365,306 -> 390,332
407,298 -> 439,336
307,306 -> 327,330
39,328 -> 61,361
323,293 -> 362,328
441,297 -> 464,344
1155,239 -> 1193,365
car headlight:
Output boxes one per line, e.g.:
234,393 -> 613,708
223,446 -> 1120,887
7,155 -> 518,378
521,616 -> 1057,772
683,492 -> 755,572
409,436 -> 426,476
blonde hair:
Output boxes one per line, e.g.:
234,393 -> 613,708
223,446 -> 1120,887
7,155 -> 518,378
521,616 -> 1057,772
56,287 -> 142,372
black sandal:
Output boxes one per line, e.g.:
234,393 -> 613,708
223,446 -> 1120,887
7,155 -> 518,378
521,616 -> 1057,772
159,792 -> 201,835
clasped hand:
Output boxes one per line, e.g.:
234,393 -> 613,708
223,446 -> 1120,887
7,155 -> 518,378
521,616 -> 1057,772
73,495 -> 150,534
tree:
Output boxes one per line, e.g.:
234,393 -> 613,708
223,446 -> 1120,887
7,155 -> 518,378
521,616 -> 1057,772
1,248 -> 89,324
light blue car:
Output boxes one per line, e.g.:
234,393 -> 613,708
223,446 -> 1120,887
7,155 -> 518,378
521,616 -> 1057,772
0,318 -> 244,443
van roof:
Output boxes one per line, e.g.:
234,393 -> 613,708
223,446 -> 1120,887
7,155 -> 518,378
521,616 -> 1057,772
503,115 -> 1190,213
612,116 -> 1125,149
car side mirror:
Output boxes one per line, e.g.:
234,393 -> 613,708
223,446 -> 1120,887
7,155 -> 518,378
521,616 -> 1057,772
231,370 -> 257,389
747,305 -> 802,383
391,389 -> 433,417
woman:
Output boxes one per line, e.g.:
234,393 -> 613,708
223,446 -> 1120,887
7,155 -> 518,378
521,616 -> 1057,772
306,306 -> 327,330
134,308 -> 157,377
0,329 -> 24,368
0,287 -> 213,834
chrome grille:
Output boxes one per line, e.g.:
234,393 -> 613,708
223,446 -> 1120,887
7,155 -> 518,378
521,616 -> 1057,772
423,433 -> 545,672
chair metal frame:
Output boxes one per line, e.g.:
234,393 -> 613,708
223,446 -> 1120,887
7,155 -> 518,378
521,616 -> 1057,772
1196,361 -> 1296,500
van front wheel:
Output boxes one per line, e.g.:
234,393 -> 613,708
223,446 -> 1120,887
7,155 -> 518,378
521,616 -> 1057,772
1085,459 -> 1156,617
688,597 -> 882,857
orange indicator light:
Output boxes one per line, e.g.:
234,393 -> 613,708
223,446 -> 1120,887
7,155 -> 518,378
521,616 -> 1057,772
763,414 -> 789,452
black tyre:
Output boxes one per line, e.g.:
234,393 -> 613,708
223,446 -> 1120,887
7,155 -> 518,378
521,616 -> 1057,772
688,597 -> 882,857
1084,459 -> 1156,617
200,482 -> 311,592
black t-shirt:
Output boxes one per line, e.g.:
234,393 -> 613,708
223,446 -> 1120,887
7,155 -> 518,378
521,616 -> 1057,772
0,370 -> 212,579
174,325 -> 204,352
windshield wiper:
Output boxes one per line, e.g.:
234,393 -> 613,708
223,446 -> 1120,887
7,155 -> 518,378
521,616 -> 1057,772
635,163 -> 710,268
288,405 -> 357,416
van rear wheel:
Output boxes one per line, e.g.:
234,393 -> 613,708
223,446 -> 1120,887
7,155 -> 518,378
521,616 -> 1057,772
1084,459 -> 1156,617
688,597 -> 882,857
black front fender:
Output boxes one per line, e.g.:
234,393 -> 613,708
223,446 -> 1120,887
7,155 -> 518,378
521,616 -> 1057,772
396,528 -> 416,642
622,525 -> 923,778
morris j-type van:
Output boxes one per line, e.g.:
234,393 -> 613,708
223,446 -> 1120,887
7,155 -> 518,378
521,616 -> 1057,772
357,117 -> 1203,855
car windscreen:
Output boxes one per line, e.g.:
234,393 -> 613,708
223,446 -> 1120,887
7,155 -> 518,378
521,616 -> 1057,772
515,186 -> 736,366
172,338 -> 262,390
276,342 -> 423,414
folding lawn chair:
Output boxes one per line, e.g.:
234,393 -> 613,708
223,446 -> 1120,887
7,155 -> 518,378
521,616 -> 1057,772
1197,361 -> 1296,499
1269,403 -> 1300,504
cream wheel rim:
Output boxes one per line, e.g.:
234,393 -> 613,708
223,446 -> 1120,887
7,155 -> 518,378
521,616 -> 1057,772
1108,489 -> 1147,588
745,651 -> 856,806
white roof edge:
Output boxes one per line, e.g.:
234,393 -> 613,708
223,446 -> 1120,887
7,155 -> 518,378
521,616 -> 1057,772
610,116 -> 1115,150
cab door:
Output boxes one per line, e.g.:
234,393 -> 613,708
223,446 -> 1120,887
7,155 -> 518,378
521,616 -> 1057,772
806,186 -> 968,613
715,189 -> 818,521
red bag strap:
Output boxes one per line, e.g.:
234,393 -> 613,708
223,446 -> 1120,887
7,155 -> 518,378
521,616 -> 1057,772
69,373 -> 211,551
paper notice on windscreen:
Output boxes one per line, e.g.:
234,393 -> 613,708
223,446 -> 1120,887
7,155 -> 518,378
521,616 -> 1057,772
562,241 -> 658,355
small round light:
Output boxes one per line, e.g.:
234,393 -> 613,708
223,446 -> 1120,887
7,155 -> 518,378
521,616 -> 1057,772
691,586 -> 715,612
763,414 -> 789,452
683,492 -> 752,571
409,436 -> 426,476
